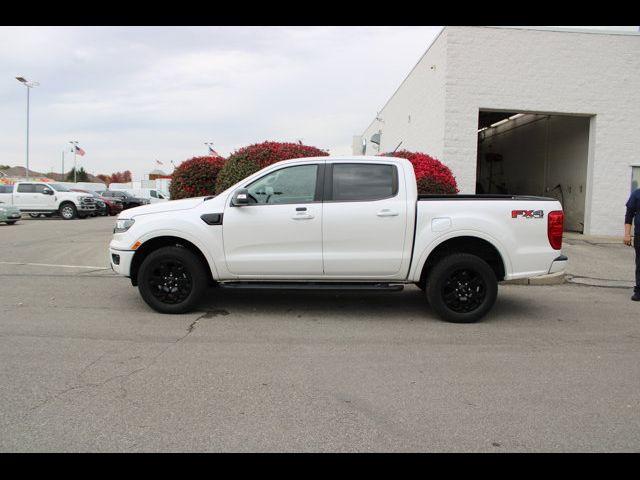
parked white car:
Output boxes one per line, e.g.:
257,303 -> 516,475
0,182 -> 96,219
109,156 -> 567,323
110,187 -> 169,203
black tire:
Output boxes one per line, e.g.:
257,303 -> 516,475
59,203 -> 77,220
426,253 -> 497,323
28,213 -> 40,218
6,221 -> 17,225
138,246 -> 208,314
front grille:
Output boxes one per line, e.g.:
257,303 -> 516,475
80,197 -> 95,205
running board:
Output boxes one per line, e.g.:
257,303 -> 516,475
219,282 -> 405,292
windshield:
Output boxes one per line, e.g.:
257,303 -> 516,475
49,183 -> 70,192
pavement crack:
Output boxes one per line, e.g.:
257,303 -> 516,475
187,317 -> 201,334
28,367 -> 147,413
15,311 -> 218,423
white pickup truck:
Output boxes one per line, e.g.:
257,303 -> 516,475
109,156 -> 567,323
0,182 -> 97,219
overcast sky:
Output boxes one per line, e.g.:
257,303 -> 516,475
0,26 -> 444,179
2,26 -> 637,180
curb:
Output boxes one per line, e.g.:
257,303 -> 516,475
502,271 -> 566,286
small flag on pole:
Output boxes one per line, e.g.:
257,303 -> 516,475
75,145 -> 86,156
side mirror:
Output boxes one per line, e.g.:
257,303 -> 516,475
43,188 -> 53,195
231,188 -> 249,206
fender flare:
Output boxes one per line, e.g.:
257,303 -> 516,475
133,229 -> 220,280
410,230 -> 512,282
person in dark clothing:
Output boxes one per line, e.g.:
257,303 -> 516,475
624,187 -> 640,301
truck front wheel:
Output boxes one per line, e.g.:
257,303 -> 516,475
426,253 -> 497,323
137,246 -> 208,314
59,203 -> 77,220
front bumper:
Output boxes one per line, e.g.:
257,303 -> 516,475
110,248 -> 135,276
548,254 -> 568,274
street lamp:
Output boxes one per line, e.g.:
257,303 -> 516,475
16,76 -> 39,181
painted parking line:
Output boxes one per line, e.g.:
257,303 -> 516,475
0,261 -> 109,270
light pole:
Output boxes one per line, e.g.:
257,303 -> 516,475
204,142 -> 214,155
69,140 -> 78,182
16,76 -> 39,181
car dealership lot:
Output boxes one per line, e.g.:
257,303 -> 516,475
0,216 -> 639,452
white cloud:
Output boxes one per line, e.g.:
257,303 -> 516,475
0,26 -> 442,179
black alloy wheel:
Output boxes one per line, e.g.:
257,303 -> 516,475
138,246 -> 208,314
426,253 -> 498,323
441,268 -> 487,313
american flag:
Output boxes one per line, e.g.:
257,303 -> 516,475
75,145 -> 86,156
208,145 -> 222,158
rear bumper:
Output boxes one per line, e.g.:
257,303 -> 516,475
548,254 -> 568,274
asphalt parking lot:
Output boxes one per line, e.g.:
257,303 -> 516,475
0,215 -> 639,452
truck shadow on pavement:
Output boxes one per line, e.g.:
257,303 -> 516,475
193,286 -> 539,324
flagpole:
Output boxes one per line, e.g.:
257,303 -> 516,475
69,140 -> 78,183
61,151 -> 64,178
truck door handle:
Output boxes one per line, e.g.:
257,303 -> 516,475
292,213 -> 314,220
377,209 -> 398,217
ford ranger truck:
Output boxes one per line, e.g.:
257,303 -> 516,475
0,182 -> 96,219
109,156 -> 567,323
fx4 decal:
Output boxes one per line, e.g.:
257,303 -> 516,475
512,209 -> 544,219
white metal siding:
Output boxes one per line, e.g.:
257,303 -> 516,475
357,26 -> 640,236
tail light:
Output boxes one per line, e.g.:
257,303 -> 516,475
547,210 -> 564,250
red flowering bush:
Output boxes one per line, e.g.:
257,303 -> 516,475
169,155 -> 227,200
215,141 -> 329,193
381,150 -> 458,194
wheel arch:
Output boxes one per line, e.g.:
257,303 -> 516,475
418,235 -> 507,287
58,200 -> 76,210
129,235 -> 216,286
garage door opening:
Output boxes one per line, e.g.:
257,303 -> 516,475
476,110 -> 591,233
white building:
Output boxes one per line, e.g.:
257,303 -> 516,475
354,26 -> 640,235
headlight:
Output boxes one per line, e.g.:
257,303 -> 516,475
114,218 -> 135,233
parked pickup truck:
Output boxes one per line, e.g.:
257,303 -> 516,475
0,182 -> 96,219
109,156 -> 567,323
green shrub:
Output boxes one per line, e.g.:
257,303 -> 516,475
215,141 -> 328,194
381,150 -> 458,194
169,156 -> 226,200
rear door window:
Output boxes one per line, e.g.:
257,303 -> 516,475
17,184 -> 35,193
329,163 -> 397,202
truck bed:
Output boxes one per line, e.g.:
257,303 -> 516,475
418,194 -> 557,201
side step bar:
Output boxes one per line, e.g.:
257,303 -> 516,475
219,282 -> 405,292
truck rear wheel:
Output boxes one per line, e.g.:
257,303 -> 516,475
59,203 -> 77,220
426,253 -> 497,323
138,246 -> 208,314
